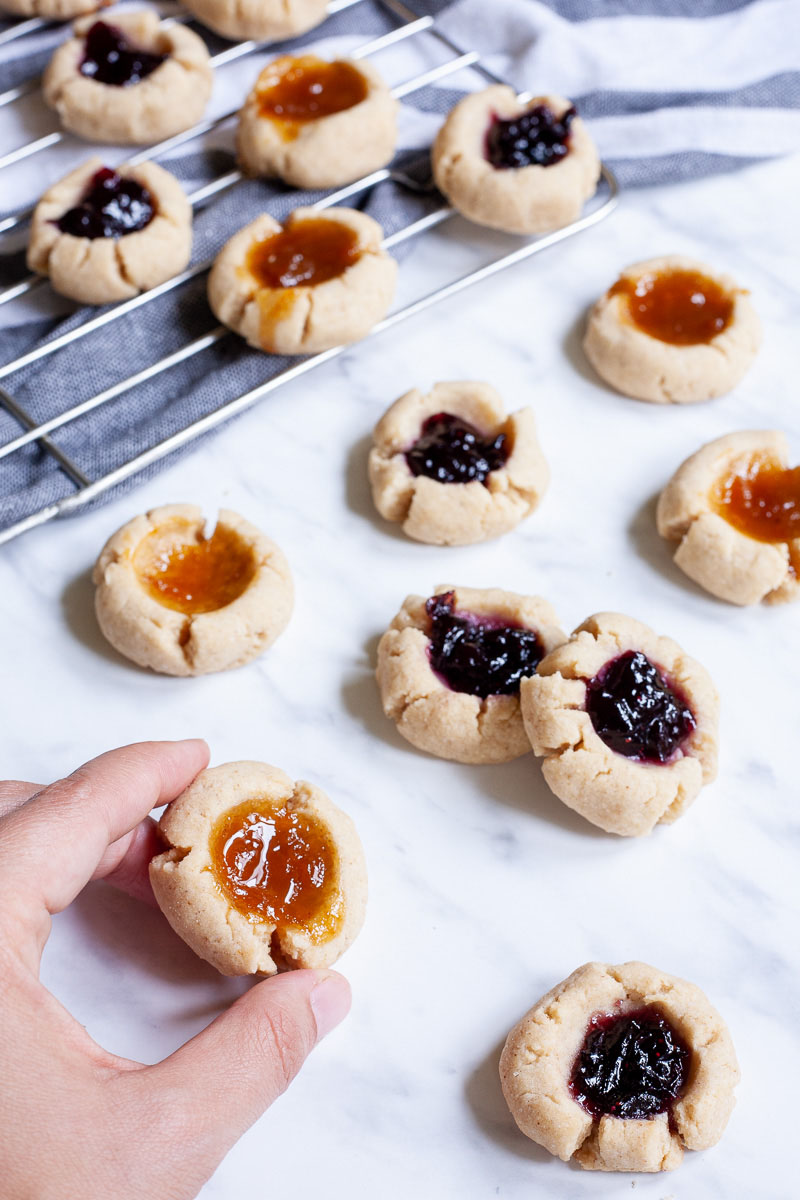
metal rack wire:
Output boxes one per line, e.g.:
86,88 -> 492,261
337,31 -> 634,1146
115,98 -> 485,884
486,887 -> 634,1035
0,0 -> 619,545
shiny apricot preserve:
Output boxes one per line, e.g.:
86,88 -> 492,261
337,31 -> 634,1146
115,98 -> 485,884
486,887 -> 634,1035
134,522 -> 256,614
209,800 -> 342,941
713,455 -> 800,543
256,55 -> 368,132
611,269 -> 734,345
246,217 -> 361,290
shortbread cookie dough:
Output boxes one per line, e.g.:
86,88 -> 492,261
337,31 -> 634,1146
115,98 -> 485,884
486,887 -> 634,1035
657,430 -> 800,606
432,87 -> 600,235
182,0 -> 327,43
236,54 -> 398,189
150,761 -> 367,976
93,504 -> 293,676
368,381 -> 549,545
500,960 -> 739,1173
0,0 -> 107,18
376,586 -> 565,764
208,207 -> 397,356
43,14 -> 213,145
27,157 -> 191,305
521,613 -> 719,836
583,255 -> 761,404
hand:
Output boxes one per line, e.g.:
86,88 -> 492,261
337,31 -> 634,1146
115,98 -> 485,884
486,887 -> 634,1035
0,740 -> 351,1200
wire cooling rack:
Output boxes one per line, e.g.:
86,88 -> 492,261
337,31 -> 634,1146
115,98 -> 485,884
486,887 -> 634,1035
0,0 -> 618,545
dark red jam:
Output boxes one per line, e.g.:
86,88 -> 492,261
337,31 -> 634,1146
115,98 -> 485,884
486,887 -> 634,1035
585,650 -> 695,764
570,1007 -> 691,1120
425,591 -> 543,698
486,104 -> 576,170
406,413 -> 508,486
56,168 -> 154,239
80,21 -> 166,87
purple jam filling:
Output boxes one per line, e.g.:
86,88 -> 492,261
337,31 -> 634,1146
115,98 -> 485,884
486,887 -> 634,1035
570,1007 -> 691,1120
80,21 -> 166,87
56,167 -> 154,239
486,104 -> 576,170
425,591 -> 543,698
585,650 -> 695,764
405,412 -> 508,486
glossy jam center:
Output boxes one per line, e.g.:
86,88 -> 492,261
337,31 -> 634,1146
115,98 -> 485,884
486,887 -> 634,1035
486,104 -> 576,169
56,167 -> 154,239
713,454 -> 800,543
610,269 -> 734,345
246,218 -> 361,290
209,800 -> 341,941
585,650 -> 695,764
426,591 -> 543,698
570,1007 -> 691,1120
406,412 -> 508,486
256,55 -> 368,127
80,21 -> 166,87
134,522 -> 256,614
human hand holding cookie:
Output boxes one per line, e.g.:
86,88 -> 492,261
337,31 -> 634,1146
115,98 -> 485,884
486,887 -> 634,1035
0,740 -> 351,1200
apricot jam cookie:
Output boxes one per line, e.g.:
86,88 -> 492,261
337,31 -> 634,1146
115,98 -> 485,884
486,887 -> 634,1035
368,381 -> 549,546
583,255 -> 761,404
376,586 -> 565,764
657,430 -> 800,606
500,960 -> 739,1173
236,54 -> 398,190
208,207 -> 397,356
150,761 -> 367,976
521,613 -> 719,836
182,0 -> 327,45
432,87 -> 600,235
27,157 -> 191,305
93,504 -> 293,676
43,14 -> 213,145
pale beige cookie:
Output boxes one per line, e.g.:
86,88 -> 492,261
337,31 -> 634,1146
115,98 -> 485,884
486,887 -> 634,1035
583,255 -> 761,404
236,54 -> 398,189
500,960 -> 739,1173
376,585 -> 565,764
0,0 -> 108,18
521,613 -> 719,836
368,381 -> 549,546
42,13 -> 213,145
657,430 -> 800,606
27,157 -> 191,305
208,206 -> 397,356
432,87 -> 600,235
150,761 -> 367,976
182,0 -> 327,43
93,503 -> 293,676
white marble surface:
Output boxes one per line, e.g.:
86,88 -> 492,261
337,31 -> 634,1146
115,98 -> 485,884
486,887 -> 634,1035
2,16 -> 800,1197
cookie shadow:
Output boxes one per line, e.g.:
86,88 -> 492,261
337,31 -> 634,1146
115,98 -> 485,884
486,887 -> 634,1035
465,1034 -> 553,1164
61,568 -> 142,669
562,306 -> 607,389
466,756 -> 610,840
628,491 -> 710,599
344,432 -> 416,543
341,634 -> 414,753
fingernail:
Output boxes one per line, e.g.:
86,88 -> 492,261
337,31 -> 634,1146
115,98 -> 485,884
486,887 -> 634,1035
310,971 -> 351,1042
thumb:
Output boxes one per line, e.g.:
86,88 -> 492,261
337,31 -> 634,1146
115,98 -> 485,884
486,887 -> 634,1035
145,969 -> 350,1150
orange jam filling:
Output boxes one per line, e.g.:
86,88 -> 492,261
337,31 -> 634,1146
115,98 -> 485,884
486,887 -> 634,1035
713,455 -> 800,543
134,521 -> 256,614
610,269 -> 734,345
209,800 -> 342,942
245,217 -> 361,290
255,55 -> 368,134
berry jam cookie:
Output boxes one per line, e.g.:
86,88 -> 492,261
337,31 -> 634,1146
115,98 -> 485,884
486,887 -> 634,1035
43,14 -> 212,145
368,381 -> 549,546
150,761 -> 367,976
583,255 -> 761,404
657,430 -> 800,606
521,613 -> 719,836
182,0 -> 327,44
93,504 -> 293,676
236,54 -> 398,189
500,961 -> 739,1173
376,586 -> 565,764
432,87 -> 600,235
27,157 -> 191,305
208,207 -> 397,356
